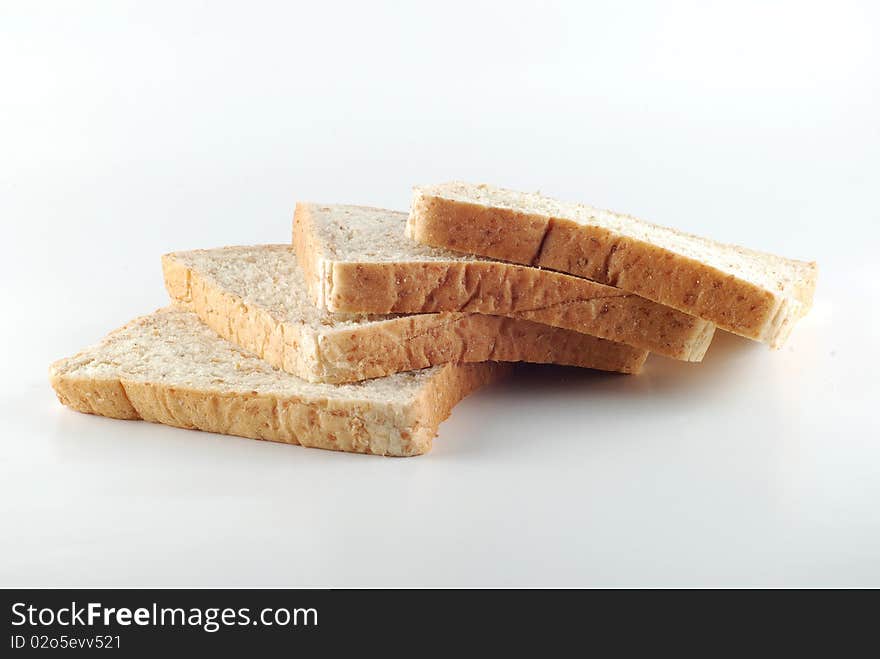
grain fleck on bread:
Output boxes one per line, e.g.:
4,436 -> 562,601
48,307 -> 509,456
162,245 -> 648,382
407,182 -> 817,348
292,203 -> 715,361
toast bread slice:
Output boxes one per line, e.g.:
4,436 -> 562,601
408,182 -> 817,347
49,307 -> 508,457
162,246 -> 648,382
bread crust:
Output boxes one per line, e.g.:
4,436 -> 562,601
292,201 -> 328,307
49,358 -> 508,457
162,253 -> 648,382
321,313 -> 648,376
49,374 -> 140,419
293,203 -> 714,361
408,190 -> 817,347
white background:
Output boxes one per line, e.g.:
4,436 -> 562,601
1,0 -> 878,586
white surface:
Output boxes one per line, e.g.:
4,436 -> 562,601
1,1 -> 878,587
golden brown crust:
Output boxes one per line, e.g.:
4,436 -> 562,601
323,314 -> 648,376
293,204 -> 714,361
408,193 -> 817,346
49,370 -> 140,420
48,362 -> 510,457
163,254 -> 649,382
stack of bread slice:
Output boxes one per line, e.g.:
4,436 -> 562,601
50,182 -> 817,456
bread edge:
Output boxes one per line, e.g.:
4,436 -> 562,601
292,202 -> 332,309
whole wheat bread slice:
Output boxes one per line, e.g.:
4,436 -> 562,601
49,307 -> 507,456
408,182 -> 818,347
293,203 -> 714,361
162,246 -> 648,383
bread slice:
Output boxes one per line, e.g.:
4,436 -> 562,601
162,246 -> 648,383
49,307 -> 507,456
293,203 -> 715,361
408,182 -> 818,348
